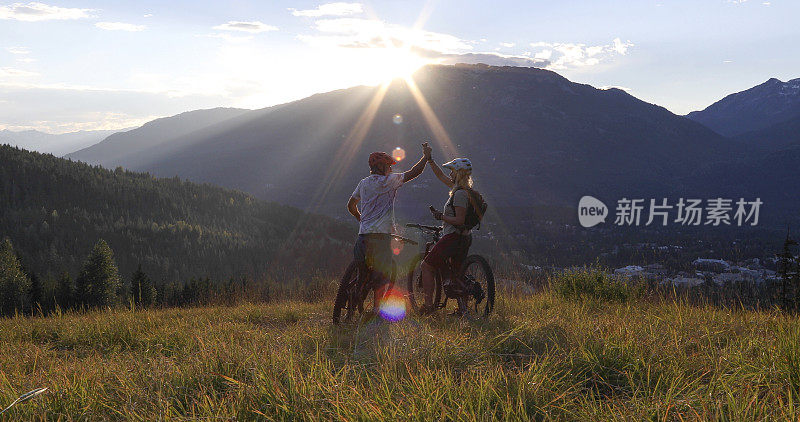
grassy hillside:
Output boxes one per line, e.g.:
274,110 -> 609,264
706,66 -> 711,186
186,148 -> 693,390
1,287 -> 799,420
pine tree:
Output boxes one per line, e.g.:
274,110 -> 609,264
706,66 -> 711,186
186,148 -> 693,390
130,264 -> 155,307
56,271 -> 74,310
29,272 -> 42,313
75,239 -> 121,309
0,238 -> 31,316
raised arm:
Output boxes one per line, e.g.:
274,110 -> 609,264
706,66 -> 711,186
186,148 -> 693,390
402,142 -> 432,183
428,158 -> 454,188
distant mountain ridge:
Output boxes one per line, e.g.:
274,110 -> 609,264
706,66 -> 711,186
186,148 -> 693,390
687,77 -> 800,137
67,107 -> 251,168
67,65 -> 800,226
0,128 -> 120,156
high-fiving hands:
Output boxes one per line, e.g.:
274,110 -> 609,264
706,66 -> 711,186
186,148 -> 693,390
401,141 -> 433,183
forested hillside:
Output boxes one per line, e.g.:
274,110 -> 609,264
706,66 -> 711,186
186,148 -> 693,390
0,145 -> 352,285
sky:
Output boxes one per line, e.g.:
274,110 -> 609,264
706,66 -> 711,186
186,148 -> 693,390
0,0 -> 798,133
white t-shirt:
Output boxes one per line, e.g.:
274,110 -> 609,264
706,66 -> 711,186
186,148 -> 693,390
351,173 -> 404,234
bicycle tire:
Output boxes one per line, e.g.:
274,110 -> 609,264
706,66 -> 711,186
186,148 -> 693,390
460,254 -> 495,317
406,255 -> 442,312
332,260 -> 359,324
334,259 -> 400,324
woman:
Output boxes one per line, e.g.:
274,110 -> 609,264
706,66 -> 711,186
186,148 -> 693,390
420,156 -> 476,314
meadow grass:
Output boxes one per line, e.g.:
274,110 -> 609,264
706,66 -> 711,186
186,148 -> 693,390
1,285 -> 799,420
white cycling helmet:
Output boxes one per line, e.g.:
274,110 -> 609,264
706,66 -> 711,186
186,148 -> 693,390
442,158 -> 472,174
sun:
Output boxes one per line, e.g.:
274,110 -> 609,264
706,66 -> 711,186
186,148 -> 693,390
369,47 -> 431,82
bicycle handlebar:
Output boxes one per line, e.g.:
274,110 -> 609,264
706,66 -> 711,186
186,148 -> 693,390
391,234 -> 418,246
405,223 -> 442,233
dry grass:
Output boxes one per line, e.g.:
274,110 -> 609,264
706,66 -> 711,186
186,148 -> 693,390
1,285 -> 799,420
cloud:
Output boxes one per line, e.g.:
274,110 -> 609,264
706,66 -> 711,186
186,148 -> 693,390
529,38 -> 633,70
205,33 -> 254,43
6,48 -> 37,63
499,42 -> 515,48
0,67 -> 39,78
307,19 -> 628,70
298,18 -> 549,68
212,21 -> 278,33
0,81 -> 230,133
6,46 -> 29,54
612,37 -> 632,55
586,45 -> 604,56
424,51 -> 548,68
290,2 -> 363,17
0,2 -> 93,21
143,13 -> 153,18
302,18 -> 472,52
95,22 -> 146,32
0,111 -> 157,134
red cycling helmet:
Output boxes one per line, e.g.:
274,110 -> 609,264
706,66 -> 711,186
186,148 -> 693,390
369,151 -> 397,168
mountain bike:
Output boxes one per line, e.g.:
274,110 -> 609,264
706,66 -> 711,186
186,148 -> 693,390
332,235 -> 418,324
405,223 -> 495,317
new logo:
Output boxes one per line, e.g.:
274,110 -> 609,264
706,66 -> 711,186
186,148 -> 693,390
578,196 -> 608,228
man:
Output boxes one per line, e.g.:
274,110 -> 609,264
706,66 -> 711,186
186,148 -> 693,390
347,142 -> 432,314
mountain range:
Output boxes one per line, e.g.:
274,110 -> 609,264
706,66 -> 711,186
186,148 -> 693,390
67,64 -> 800,227
67,108 -> 251,168
687,77 -> 800,137
0,128 -> 120,157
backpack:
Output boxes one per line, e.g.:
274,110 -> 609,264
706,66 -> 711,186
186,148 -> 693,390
448,187 -> 488,232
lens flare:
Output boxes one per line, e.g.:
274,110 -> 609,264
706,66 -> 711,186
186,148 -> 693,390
392,147 -> 406,162
378,288 -> 406,322
393,114 -> 403,125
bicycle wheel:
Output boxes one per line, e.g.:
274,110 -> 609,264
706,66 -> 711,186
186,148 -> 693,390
406,255 -> 441,312
460,255 -> 495,317
333,261 -> 360,324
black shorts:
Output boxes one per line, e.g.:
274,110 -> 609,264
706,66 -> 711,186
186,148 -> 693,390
353,233 -> 392,286
423,233 -> 472,269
